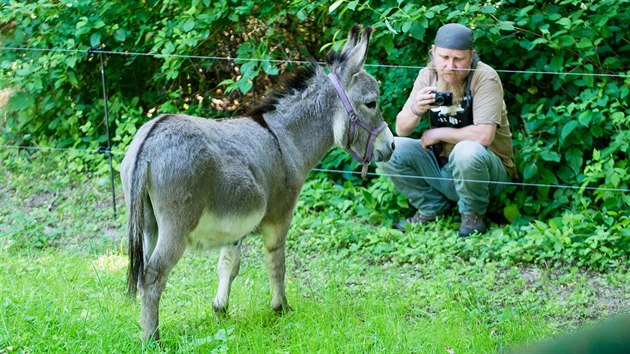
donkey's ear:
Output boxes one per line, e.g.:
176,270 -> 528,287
327,24 -> 372,80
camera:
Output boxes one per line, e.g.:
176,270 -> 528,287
431,91 -> 453,106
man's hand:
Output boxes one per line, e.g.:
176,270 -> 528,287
412,86 -> 438,116
420,128 -> 442,149
421,124 -> 497,150
395,86 -> 438,137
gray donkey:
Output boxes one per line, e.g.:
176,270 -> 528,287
121,25 -> 395,340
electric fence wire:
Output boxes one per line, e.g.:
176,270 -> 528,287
0,46 -> 628,197
1,144 -> 628,194
0,46 -> 628,78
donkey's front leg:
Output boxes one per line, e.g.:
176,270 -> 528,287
212,241 -> 241,319
261,223 -> 291,313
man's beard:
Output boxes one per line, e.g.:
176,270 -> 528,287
426,56 -> 468,106
437,79 -> 466,106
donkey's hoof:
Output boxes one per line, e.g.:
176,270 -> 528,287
213,303 -> 229,322
142,328 -> 160,342
272,303 -> 293,314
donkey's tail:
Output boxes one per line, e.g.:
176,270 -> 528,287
125,115 -> 171,297
126,155 -> 149,298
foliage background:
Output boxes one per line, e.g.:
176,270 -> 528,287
1,0 -> 628,268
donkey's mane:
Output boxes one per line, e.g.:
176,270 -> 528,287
246,24 -> 370,124
246,63 -> 319,122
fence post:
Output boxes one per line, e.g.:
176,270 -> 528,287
90,46 -> 117,218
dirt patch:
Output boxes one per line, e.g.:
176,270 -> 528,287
1,88 -> 13,129
518,267 -> 630,318
0,88 -> 11,108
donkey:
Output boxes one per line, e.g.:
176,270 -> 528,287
120,25 -> 395,340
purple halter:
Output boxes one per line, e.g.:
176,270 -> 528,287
327,72 -> 388,178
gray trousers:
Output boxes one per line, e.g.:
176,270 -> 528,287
377,137 -> 511,216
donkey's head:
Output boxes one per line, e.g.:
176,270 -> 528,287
326,25 -> 395,174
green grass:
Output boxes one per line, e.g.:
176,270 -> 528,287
1,149 -> 628,353
0,248 -> 556,353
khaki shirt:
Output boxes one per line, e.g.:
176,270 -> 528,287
404,61 -> 516,177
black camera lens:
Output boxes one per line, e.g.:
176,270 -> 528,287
431,91 -> 453,106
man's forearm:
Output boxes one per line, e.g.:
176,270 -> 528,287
395,108 -> 423,136
421,124 -> 496,149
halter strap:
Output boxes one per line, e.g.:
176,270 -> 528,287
327,72 -> 388,178
327,73 -> 358,120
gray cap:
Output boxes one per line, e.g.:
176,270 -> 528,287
434,23 -> 474,50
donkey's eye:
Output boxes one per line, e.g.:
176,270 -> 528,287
365,101 -> 377,109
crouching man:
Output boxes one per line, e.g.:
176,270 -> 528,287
378,23 -> 516,237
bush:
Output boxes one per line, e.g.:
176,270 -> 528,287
1,0 -> 628,221
295,176 -> 630,271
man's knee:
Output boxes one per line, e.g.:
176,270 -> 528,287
377,137 -> 421,170
449,140 -> 488,170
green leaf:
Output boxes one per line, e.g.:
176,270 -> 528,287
576,37 -> 592,49
329,0 -> 344,13
218,78 -> 235,86
611,111 -> 624,123
503,204 -> 521,222
592,149 -> 600,161
409,21 -> 427,40
90,33 -> 101,47
65,56 -> 78,68
93,20 -> 106,29
549,54 -> 563,72
76,17 -> 89,29
381,35 -> 394,55
540,167 -> 559,184
236,78 -> 253,94
261,61 -> 279,76
557,17 -> 571,27
182,19 -> 196,32
523,163 -> 538,179
557,35 -> 575,47
401,20 -> 412,34
541,151 -> 561,162
385,19 -> 398,35
499,22 -> 515,31
528,38 -> 548,51
556,165 -> 576,182
8,92 -> 34,111
560,120 -> 579,143
577,111 -> 592,126
347,0 -> 359,11
162,41 -> 175,55
114,29 -> 126,42
566,149 -> 583,175
240,61 -> 258,77
481,5 -> 496,13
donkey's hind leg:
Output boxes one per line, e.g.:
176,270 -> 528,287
212,241 -> 242,319
140,227 -> 186,341
261,222 -> 291,313
142,198 -> 158,265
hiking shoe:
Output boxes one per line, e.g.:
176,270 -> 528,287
459,213 -> 487,237
394,211 -> 436,230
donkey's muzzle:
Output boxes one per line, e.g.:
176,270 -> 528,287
374,136 -> 395,162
